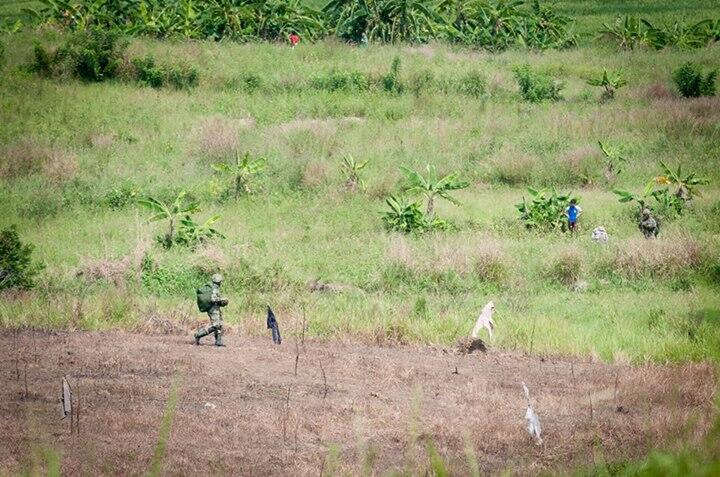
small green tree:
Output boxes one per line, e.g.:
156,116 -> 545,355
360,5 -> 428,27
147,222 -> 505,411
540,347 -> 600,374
137,191 -> 200,248
212,151 -> 266,200
400,165 -> 469,218
340,154 -> 369,191
587,69 -> 627,101
0,226 -> 44,290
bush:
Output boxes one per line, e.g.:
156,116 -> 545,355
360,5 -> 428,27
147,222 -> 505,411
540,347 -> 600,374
104,181 -> 138,209
132,56 -> 165,88
31,42 -> 55,77
311,70 -> 369,92
382,57 -> 403,94
672,62 -> 717,98
408,70 -> 436,97
30,29 -> 126,82
513,65 -> 564,102
69,29 -> 125,81
242,73 -> 263,92
132,55 -> 199,90
455,71 -> 488,98
167,64 -> 199,90
0,226 -> 44,290
547,247 -> 584,286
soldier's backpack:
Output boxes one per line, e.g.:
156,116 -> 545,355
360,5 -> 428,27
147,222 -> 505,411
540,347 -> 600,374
196,284 -> 213,312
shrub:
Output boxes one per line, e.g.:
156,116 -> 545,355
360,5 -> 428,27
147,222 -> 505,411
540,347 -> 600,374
513,65 -> 564,102
242,73 -> 263,92
104,181 -> 139,209
673,62 -> 717,98
455,71 -> 488,98
547,247 -> 584,286
311,70 -> 369,92
408,70 -> 436,97
31,42 -> 55,77
167,64 -> 199,89
69,29 -> 125,81
382,56 -> 403,94
132,55 -> 165,88
30,29 -> 127,82
132,55 -> 199,90
0,226 -> 44,290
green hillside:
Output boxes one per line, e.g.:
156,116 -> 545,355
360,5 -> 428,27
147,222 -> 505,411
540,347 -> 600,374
1,1 -> 719,364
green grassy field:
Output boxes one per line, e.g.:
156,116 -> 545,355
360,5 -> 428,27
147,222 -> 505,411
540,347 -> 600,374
1,3 -> 720,364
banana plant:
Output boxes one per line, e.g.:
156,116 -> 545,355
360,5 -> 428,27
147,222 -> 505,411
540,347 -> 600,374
587,69 -> 627,101
613,161 -> 708,217
176,214 -> 225,247
599,15 -> 649,50
340,154 -> 369,192
656,160 -> 709,201
515,187 -> 574,230
137,191 -> 199,248
645,19 -> 714,49
597,141 -> 627,180
400,165 -> 469,217
212,151 -> 266,199
381,195 -> 428,233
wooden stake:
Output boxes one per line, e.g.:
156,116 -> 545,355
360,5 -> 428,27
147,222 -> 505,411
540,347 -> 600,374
76,378 -> 81,435
319,359 -> 328,399
613,368 -> 620,407
22,360 -> 28,400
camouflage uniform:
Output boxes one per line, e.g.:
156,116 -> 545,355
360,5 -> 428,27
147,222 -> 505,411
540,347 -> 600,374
194,275 -> 228,346
639,208 -> 659,239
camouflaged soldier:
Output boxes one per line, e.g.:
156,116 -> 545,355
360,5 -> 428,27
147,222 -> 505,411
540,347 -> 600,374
639,208 -> 659,239
194,274 -> 228,346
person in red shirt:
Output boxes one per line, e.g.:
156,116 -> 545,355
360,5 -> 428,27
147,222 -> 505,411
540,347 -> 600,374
289,33 -> 300,48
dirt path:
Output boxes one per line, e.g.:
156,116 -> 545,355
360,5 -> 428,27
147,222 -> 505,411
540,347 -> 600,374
0,331 -> 716,476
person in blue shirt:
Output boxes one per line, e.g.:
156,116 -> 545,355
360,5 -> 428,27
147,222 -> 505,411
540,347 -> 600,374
565,198 -> 582,232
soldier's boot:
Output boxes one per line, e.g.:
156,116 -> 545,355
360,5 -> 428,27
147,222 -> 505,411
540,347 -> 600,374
214,330 -> 226,347
194,327 -> 210,345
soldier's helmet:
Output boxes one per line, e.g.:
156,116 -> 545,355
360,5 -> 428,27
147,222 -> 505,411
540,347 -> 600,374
211,273 -> 223,284
641,208 -> 651,218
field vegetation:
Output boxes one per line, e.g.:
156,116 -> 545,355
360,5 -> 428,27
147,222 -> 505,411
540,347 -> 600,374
1,2 -> 719,364
1,1 -> 720,475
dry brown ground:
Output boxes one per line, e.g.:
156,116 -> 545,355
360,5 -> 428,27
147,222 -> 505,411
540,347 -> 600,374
0,331 -> 717,476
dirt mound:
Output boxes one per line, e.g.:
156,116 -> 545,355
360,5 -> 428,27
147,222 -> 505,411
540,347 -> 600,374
0,331 -> 716,475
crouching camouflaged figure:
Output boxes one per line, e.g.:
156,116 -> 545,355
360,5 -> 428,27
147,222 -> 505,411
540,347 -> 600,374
194,274 -> 228,346
639,208 -> 659,239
